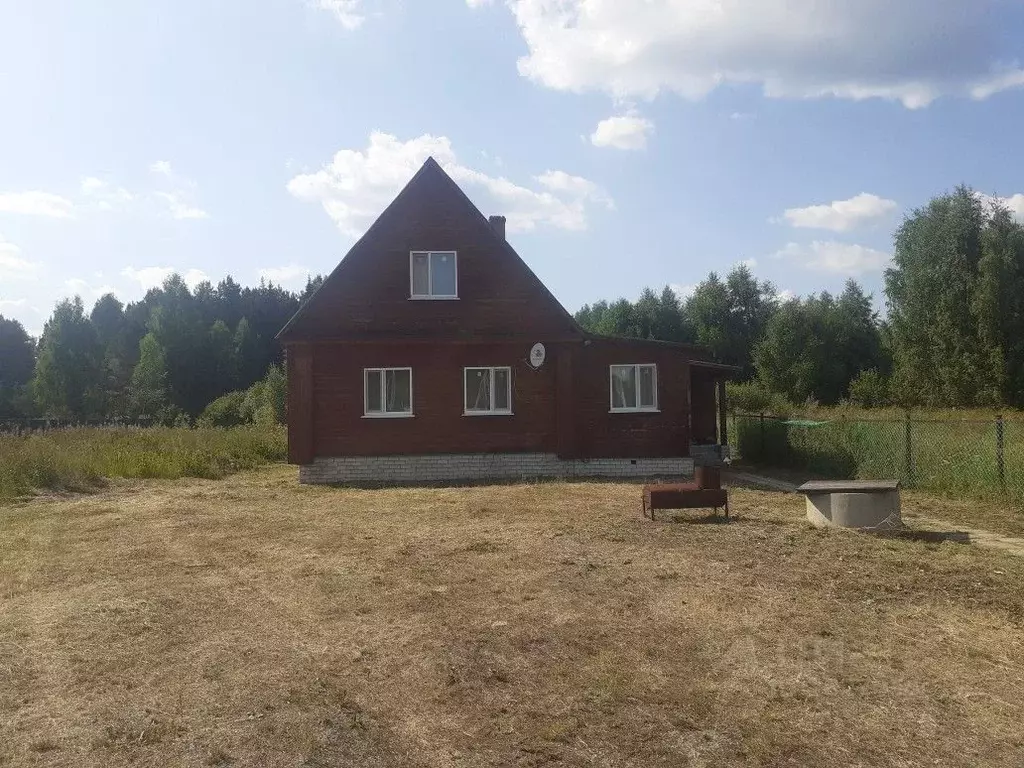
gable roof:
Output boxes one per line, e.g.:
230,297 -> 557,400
277,157 -> 585,342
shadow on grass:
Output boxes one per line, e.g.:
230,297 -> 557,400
880,529 -> 972,545
655,512 -> 732,525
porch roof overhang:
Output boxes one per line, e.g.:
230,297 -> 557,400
583,332 -> 741,377
688,359 -> 742,377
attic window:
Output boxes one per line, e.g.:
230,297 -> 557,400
410,251 -> 458,299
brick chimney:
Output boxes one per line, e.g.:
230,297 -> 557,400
489,215 -> 506,241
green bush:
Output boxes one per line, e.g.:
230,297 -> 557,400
241,364 -> 286,426
847,369 -> 890,408
726,380 -> 791,416
0,426 -> 286,502
198,391 -> 247,427
198,365 -> 286,428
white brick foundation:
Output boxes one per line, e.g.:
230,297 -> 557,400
298,453 -> 694,486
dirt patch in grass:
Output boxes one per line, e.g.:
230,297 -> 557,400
900,493 -> 1024,539
1,467 -> 1023,766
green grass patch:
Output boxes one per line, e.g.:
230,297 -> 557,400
732,413 -> 1024,503
0,426 -> 286,502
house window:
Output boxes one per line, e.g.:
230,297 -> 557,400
464,367 -> 512,415
410,251 -> 458,299
609,364 -> 658,412
364,368 -> 413,417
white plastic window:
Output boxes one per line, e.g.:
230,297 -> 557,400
364,368 -> 413,417
609,364 -> 658,412
464,367 -> 512,415
410,251 -> 457,298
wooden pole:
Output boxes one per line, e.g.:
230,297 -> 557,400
997,415 -> 1006,494
717,378 -> 728,449
904,411 -> 914,488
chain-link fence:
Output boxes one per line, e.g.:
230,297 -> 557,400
729,412 -> 1024,502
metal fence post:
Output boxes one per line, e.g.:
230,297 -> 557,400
904,411 -> 914,487
996,415 -> 1006,494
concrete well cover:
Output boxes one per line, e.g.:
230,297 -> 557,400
798,481 -> 902,531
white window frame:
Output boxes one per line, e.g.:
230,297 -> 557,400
409,251 -> 458,300
363,367 -> 414,418
463,366 -> 513,416
609,364 -> 659,413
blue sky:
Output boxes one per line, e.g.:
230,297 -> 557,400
3,0 -> 1024,336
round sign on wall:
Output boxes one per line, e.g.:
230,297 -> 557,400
529,343 -> 546,368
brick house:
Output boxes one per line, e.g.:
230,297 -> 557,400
278,158 -> 733,485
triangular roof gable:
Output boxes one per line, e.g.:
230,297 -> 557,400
278,158 -> 584,342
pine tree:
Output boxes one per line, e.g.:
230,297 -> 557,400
0,315 -> 36,418
33,297 -> 104,419
129,332 -> 169,418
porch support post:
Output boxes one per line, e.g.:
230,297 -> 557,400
717,377 -> 728,447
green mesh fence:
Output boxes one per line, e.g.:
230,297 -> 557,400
728,413 -> 1024,502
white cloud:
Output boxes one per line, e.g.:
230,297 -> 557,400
978,192 -> 1024,222
670,283 -> 697,300
121,266 -> 174,291
777,288 -> 797,302
0,237 -> 38,282
258,264 -> 312,288
183,269 -> 210,288
535,169 -> 613,208
2,166 -> 208,224
287,131 -> 613,237
506,0 -> 1024,108
999,194 -> 1024,218
0,237 -> 38,279
970,69 -> 1024,101
774,241 -> 890,276
0,298 -> 27,310
80,178 -> 104,195
741,258 -> 757,269
313,0 -> 365,29
80,177 -> 134,212
121,266 -> 209,292
781,193 -> 898,232
149,160 -> 174,178
589,113 -> 654,150
155,192 -> 209,220
465,0 -> 492,7
149,162 -> 209,220
63,278 -> 117,302
0,191 -> 76,218
479,149 -> 504,167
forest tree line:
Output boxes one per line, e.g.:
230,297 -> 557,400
575,187 -> 1024,411
0,274 -> 323,424
2,186 -> 1023,422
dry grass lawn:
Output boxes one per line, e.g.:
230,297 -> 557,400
2,467 -> 1023,767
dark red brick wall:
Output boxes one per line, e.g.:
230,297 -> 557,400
287,344 -> 314,464
302,339 -> 709,461
310,341 -> 559,457
573,340 -> 693,459
282,163 -> 580,343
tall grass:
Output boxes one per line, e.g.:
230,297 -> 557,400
0,426 -> 286,502
731,413 -> 1024,502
